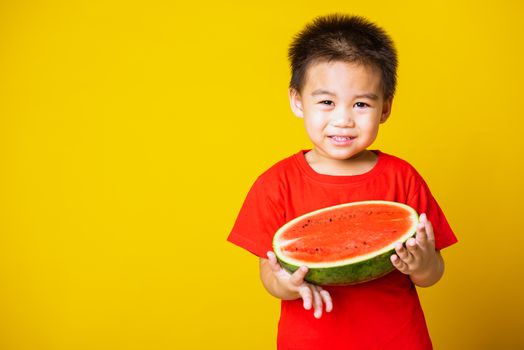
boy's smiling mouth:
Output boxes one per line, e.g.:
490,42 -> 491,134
328,135 -> 357,146
328,135 -> 356,141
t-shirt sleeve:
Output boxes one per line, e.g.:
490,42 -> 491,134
227,175 -> 287,258
407,178 -> 458,250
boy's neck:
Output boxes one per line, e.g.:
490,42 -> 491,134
304,149 -> 378,176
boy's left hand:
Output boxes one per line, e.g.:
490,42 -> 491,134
390,213 -> 439,277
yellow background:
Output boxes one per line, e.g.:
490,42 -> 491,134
1,0 -> 523,349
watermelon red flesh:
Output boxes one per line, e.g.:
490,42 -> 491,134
280,203 -> 412,263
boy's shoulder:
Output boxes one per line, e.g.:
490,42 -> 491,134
378,150 -> 425,181
379,151 -> 419,171
255,150 -> 304,182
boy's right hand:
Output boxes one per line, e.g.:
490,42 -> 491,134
263,251 -> 333,319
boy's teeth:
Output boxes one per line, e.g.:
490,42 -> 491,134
332,136 -> 352,141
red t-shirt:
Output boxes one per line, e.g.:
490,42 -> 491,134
228,150 -> 458,350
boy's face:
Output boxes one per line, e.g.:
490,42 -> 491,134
289,61 -> 392,162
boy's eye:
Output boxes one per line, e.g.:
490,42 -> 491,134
354,102 -> 369,108
319,100 -> 334,106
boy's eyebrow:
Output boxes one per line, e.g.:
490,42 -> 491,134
311,89 -> 336,96
354,93 -> 379,100
311,89 -> 379,100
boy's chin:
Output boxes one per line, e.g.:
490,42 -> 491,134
318,148 -> 369,160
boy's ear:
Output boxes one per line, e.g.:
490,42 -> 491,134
288,88 -> 304,118
380,97 -> 393,123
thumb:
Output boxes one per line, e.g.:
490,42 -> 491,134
266,251 -> 282,273
289,266 -> 309,286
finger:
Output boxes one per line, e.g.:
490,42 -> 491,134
395,242 -> 412,263
391,254 -> 408,273
299,285 -> 313,310
312,286 -> 323,319
289,266 -> 309,286
424,219 -> 436,248
419,212 -> 428,225
266,252 -> 282,273
406,238 -> 421,260
391,253 -> 400,267
416,214 -> 428,245
319,288 -> 333,313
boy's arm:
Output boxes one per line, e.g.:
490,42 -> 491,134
260,252 -> 333,319
390,213 -> 445,287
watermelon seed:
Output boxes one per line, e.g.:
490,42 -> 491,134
329,218 -> 332,222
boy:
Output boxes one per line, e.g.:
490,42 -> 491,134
228,14 -> 457,349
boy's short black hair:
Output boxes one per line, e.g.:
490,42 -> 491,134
288,14 -> 398,99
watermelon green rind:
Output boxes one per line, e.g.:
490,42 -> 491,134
272,200 -> 418,286
278,243 -> 409,286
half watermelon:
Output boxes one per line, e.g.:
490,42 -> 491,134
272,200 -> 418,286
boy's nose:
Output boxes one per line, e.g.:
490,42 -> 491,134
330,110 -> 355,128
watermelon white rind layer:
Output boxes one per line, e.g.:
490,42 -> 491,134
272,201 -> 418,286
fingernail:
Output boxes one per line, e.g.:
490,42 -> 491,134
304,301 -> 311,310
